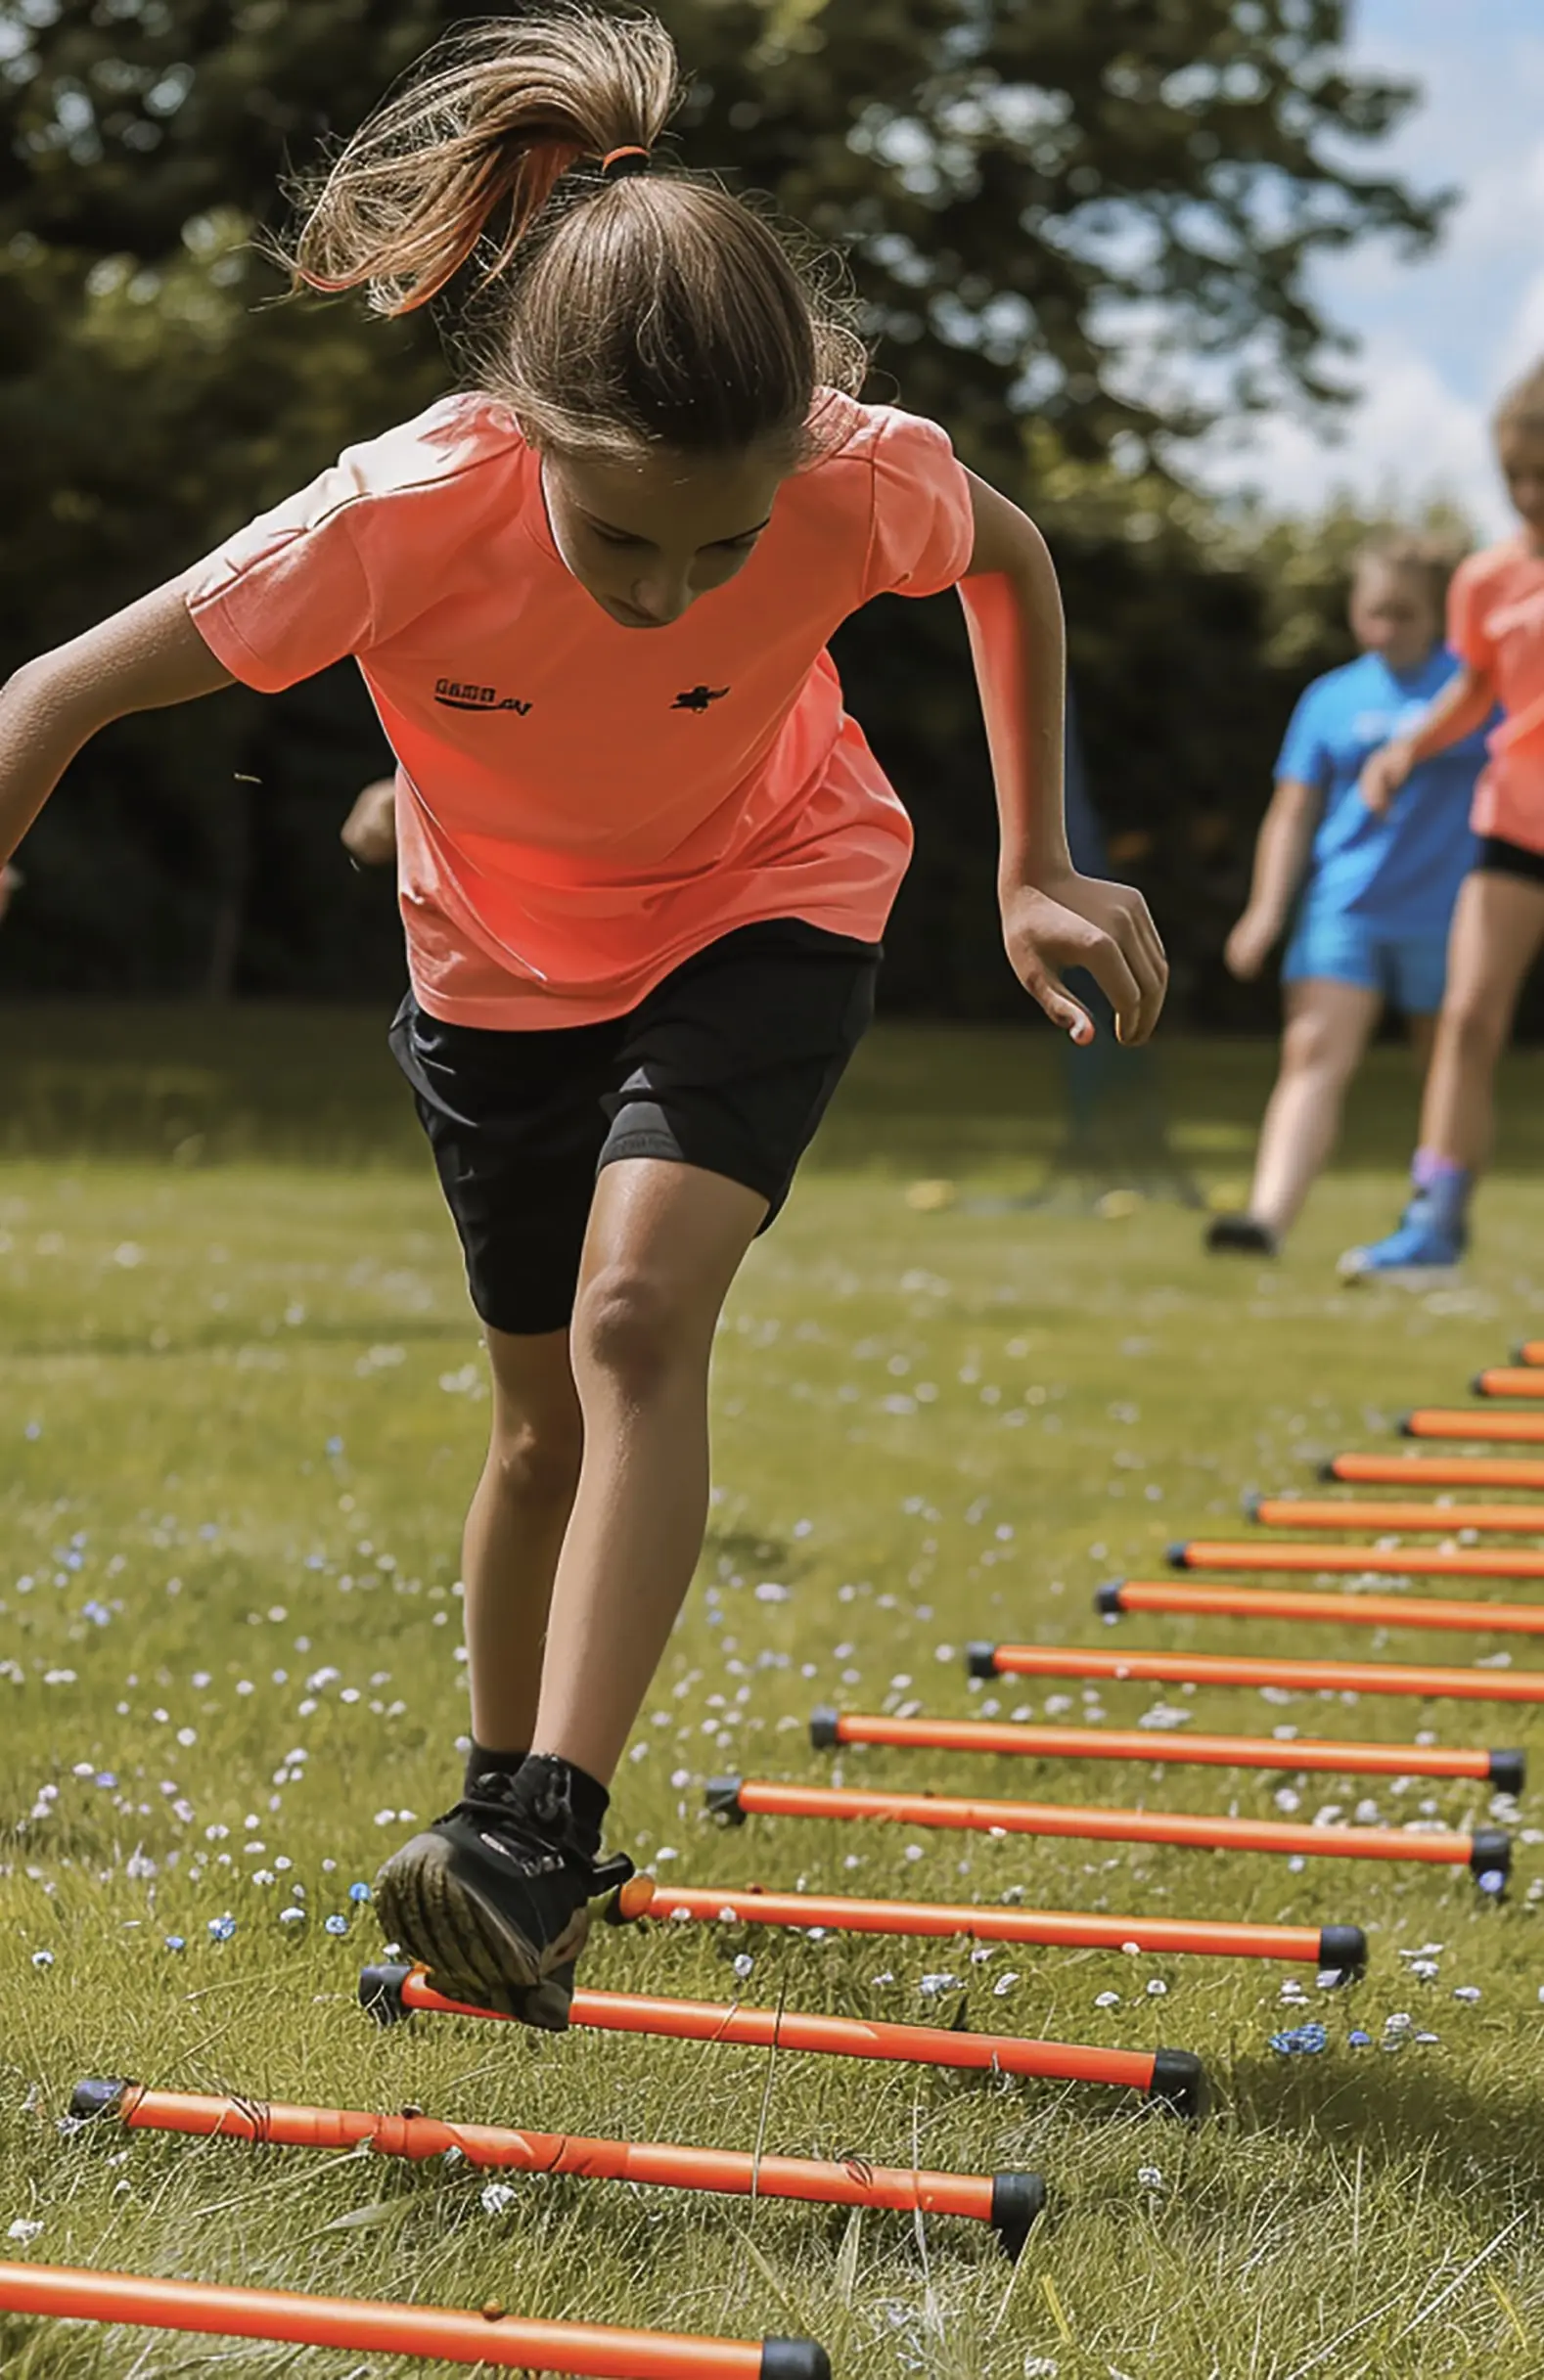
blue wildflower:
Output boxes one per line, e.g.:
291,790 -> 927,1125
324,1914 -> 348,1937
207,1913 -> 237,1942
348,1882 -> 372,1904
95,1773 -> 116,1788
1347,2029 -> 1371,2047
164,1936 -> 186,1953
1269,2022 -> 1328,2056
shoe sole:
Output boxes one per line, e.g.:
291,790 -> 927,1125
374,1833 -> 588,2027
1339,1257 -> 1465,1284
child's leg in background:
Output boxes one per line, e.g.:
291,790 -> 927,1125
1246,977 -> 1382,1236
530,1155 -> 767,1787
461,1325 -> 583,1758
1413,869 -> 1544,1176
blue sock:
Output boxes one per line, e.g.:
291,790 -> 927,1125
1415,1155 -> 1473,1233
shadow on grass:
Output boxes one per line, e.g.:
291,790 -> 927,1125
1223,2047 -> 1544,2207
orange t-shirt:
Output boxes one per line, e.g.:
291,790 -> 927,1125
1447,536 -> 1544,855
185,390 -> 976,1024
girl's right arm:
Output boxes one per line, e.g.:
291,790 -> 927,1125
1358,662 -> 1494,815
1224,775 -> 1321,981
0,574 -> 235,866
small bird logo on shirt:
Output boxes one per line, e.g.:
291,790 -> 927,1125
672,685 -> 730,712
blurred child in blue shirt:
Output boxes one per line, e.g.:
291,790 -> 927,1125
1207,535 -> 1489,1255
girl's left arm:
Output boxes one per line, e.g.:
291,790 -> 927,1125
956,470 -> 1167,1046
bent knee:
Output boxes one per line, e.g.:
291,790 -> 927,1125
1280,1013 -> 1356,1081
572,1265 -> 706,1398
487,1414 -> 583,1511
1441,990 -> 1509,1058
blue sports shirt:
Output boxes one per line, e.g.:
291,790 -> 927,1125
1275,647 -> 1489,932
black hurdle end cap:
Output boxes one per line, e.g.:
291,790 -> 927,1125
1317,1459 -> 1341,1482
1396,1414 -> 1418,1438
760,2342 -> 832,2380
967,1640 -> 1000,1680
1317,1925 -> 1368,1981
809,1706 -> 840,1751
1488,1748 -> 1526,1795
358,1961 -> 415,2025
1164,1541 -> 1191,1568
1242,1491 -> 1264,1521
704,1776 -> 749,1822
1096,1580 -> 1126,1617
1470,1826 -> 1512,1882
1148,2048 -> 1208,2121
990,2171 -> 1047,2260
69,2078 -> 130,2122
1472,1372 -> 1493,1397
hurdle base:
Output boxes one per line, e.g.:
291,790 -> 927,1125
761,2344 -> 833,2380
1469,1826 -> 1512,1886
967,1641 -> 1000,1681
1488,1749 -> 1526,1795
809,1707 -> 840,1751
359,1962 -> 415,2026
989,2171 -> 1046,2260
1095,1581 -> 1124,1617
68,2078 -> 129,2122
1317,1926 -> 1368,1981
704,1777 -> 749,1825
1147,2048 -> 1207,2121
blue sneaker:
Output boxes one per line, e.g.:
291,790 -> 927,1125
1339,1194 -> 1466,1281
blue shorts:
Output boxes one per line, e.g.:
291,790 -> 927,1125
1281,907 -> 1448,1013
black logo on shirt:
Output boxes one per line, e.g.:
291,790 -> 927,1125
434,678 -> 533,713
672,684 -> 730,712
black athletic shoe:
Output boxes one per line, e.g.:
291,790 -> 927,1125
1205,1214 -> 1279,1257
374,1771 -> 631,2029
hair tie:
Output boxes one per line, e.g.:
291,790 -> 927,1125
600,145 -> 651,180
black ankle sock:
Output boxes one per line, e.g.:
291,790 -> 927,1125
518,1752 -> 610,1859
464,1740 -> 528,1799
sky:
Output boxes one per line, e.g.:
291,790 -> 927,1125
1191,0 -> 1544,535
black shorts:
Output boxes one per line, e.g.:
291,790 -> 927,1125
390,920 -> 881,1336
1476,834 -> 1544,887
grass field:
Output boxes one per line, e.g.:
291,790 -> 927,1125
3,1008 -> 1544,2379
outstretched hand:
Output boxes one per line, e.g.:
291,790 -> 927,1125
1002,871 -> 1168,1046
341,777 -> 398,869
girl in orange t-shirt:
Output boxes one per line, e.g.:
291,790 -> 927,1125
1343,360 -> 1544,1276
0,8 -> 1166,2027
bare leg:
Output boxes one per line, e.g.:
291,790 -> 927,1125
1415,872 -> 1544,1172
461,1327 -> 583,1753
531,1158 -> 767,1786
1246,978 -> 1382,1237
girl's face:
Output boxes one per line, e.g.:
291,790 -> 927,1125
537,442 -> 793,628
1498,421 -> 1544,541
1348,561 -> 1440,673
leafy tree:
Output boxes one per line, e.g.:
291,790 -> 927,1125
0,0 -> 1452,1011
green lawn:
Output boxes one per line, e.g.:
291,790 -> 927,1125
3,1009 -> 1544,2378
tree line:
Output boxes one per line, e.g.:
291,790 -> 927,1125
5,0 -> 1496,1029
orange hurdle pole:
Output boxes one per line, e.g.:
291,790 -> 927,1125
1323,1452 -> 1544,1491
704,1774 -> 1507,1879
359,1964 -> 1207,2116
810,1704 -> 1523,1793
1517,1342 -> 1544,1368
0,2259 -> 826,2377
1476,1369 -> 1544,1400
70,2080 -> 1044,2258
1249,1495 -> 1544,1536
969,1636 -> 1544,1705
607,1874 -> 1367,1975
1168,1537 -> 1544,1580
1402,1409 -> 1544,1445
1104,1575 -> 1544,1642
